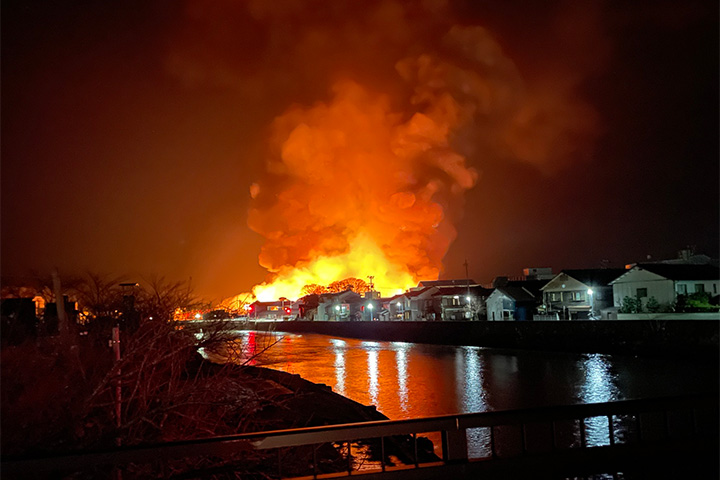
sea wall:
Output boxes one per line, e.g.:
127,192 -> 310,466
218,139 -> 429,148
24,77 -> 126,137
264,320 -> 719,358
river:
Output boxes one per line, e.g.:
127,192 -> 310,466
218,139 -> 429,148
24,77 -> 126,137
217,330 -> 717,457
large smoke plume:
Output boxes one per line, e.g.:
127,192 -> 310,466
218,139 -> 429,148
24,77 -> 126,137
170,0 -> 605,300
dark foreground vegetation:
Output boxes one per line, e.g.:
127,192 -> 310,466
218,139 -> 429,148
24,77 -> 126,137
1,274 -> 437,478
2,320 -> 439,478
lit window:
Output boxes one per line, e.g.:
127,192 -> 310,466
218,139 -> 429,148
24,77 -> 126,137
695,284 -> 705,294
550,292 -> 561,302
572,291 -> 584,301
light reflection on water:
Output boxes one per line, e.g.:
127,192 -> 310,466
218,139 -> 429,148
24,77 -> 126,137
367,347 -> 379,406
332,338 -> 346,396
220,331 -> 716,454
580,354 -> 616,446
394,343 -> 409,414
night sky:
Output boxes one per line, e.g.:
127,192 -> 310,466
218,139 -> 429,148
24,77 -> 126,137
2,0 -> 718,302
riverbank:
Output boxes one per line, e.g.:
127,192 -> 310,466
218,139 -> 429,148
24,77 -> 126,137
1,329 -> 437,477
239,319 -> 720,359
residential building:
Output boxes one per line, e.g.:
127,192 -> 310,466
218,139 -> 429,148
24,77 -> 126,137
1,298 -> 38,344
390,287 -> 439,321
298,294 -> 320,321
415,279 -> 477,289
540,269 -> 625,320
314,290 -> 364,321
610,264 -> 720,310
248,299 -> 295,320
429,285 -> 493,321
486,277 -> 546,321
522,267 -> 555,281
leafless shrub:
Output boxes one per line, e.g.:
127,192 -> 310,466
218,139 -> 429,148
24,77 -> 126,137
1,274 -> 294,478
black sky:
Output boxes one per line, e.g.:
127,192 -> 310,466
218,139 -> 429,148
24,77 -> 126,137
2,0 -> 718,301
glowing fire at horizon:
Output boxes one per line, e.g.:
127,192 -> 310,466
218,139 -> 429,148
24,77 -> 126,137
211,14 -> 600,307
234,78 -> 479,303
247,80 -> 478,302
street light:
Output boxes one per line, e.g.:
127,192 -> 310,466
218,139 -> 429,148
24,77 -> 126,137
367,303 -> 374,321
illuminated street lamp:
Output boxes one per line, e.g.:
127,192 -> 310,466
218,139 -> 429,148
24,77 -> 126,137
335,304 -> 340,321
367,303 -> 374,321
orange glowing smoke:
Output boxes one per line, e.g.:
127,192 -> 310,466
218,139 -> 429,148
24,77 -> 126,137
247,81 -> 478,301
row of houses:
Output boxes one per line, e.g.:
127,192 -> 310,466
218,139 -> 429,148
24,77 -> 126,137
248,253 -> 719,322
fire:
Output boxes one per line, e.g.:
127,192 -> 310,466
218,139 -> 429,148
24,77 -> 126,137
174,3 -> 604,305
252,233 -> 416,301
246,81 -> 478,301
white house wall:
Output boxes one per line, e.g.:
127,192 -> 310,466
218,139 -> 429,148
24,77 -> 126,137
612,269 -> 674,306
486,290 -> 512,321
674,280 -> 719,296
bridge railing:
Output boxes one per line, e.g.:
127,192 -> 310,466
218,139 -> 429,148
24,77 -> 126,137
3,393 -> 717,479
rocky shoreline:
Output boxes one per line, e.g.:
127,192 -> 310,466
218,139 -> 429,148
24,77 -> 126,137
233,364 -> 439,469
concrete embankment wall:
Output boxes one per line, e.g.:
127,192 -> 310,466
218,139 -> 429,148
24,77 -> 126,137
263,320 -> 719,358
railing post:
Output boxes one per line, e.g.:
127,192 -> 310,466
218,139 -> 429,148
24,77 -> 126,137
381,436 -> 386,472
490,426 -> 497,459
412,433 -> 419,467
607,415 -> 615,446
347,441 -> 353,474
441,419 -> 468,463
579,419 -> 587,448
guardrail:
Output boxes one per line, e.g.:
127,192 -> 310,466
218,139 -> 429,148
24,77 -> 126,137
3,393 -> 717,479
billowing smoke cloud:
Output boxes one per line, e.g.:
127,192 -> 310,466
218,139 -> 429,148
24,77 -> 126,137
247,78 -> 478,298
169,0 -> 606,300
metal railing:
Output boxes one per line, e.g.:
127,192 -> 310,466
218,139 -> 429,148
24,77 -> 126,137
3,393 -> 717,479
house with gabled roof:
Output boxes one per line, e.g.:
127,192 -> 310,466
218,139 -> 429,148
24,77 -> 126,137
540,269 -> 625,320
610,264 -> 720,310
389,287 -> 438,321
487,279 -> 545,321
314,290 -> 363,321
430,285 -> 493,321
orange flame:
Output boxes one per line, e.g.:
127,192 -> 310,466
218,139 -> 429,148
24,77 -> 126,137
246,81 -> 478,301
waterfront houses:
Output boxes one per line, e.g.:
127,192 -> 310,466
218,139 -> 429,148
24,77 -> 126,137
314,290 -> 363,321
540,269 -> 625,320
389,287 -> 438,321
240,251 -> 719,323
610,264 -> 720,311
487,279 -> 545,321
